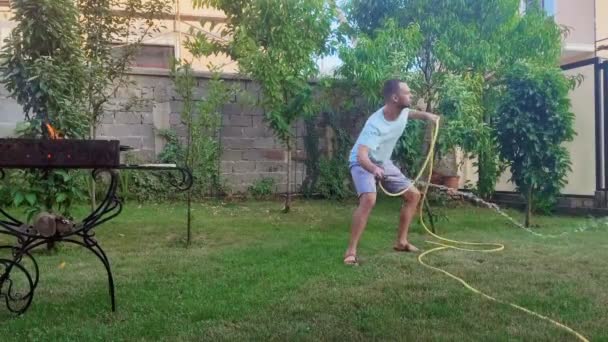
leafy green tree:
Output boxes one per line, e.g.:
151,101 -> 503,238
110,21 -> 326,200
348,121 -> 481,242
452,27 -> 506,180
496,62 -> 575,226
325,20 -> 427,181
1,0 -> 87,138
169,61 -> 230,244
190,0 -> 335,212
434,73 -> 492,175
77,0 -> 171,140
344,0 -> 564,198
77,0 -> 171,207
0,0 -> 172,224
337,20 -> 422,105
0,0 -> 88,225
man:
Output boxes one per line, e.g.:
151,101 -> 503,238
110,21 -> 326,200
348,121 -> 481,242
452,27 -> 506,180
344,79 -> 439,265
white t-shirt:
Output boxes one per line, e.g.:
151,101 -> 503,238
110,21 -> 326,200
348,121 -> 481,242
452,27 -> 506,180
349,106 -> 410,164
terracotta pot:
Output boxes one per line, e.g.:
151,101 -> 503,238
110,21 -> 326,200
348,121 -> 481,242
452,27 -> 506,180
430,172 -> 444,185
443,175 -> 460,190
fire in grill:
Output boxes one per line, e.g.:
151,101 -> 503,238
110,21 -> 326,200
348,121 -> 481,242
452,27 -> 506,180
0,138 -> 122,169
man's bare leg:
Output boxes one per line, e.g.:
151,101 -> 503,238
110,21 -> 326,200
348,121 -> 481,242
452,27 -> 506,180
395,187 -> 421,252
344,193 -> 376,263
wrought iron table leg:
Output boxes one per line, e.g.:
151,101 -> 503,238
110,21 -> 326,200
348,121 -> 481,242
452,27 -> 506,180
0,246 -> 39,291
0,257 -> 35,315
83,238 -> 115,312
80,169 -> 121,312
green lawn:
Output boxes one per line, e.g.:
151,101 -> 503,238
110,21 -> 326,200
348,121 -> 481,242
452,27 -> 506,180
1,198 -> 606,341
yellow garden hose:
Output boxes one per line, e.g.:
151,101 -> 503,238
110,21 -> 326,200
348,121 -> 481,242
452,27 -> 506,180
378,119 -> 589,342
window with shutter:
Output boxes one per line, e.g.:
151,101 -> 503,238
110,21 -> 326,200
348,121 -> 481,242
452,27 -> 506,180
112,44 -> 175,69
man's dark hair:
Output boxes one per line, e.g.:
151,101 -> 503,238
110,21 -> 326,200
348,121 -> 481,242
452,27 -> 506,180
383,79 -> 403,100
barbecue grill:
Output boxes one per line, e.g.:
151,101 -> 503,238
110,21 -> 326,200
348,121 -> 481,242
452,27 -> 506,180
0,138 -> 192,315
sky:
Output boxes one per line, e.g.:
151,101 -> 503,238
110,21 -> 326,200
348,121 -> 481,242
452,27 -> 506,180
317,54 -> 343,76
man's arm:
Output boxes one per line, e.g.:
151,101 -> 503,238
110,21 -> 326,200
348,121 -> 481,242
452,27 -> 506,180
409,109 -> 440,123
357,145 -> 384,179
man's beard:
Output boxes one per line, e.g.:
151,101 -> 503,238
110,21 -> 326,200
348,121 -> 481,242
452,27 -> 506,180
398,102 -> 411,110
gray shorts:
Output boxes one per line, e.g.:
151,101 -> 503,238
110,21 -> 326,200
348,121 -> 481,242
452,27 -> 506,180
349,160 -> 413,196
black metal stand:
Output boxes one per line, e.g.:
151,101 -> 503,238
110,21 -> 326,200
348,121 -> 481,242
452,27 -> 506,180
0,166 -> 192,315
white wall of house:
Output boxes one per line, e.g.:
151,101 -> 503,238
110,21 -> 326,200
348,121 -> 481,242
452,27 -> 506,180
597,0 -> 608,59
556,0 -> 597,63
561,64 -> 599,195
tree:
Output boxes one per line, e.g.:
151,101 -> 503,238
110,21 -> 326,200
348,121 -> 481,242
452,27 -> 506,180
496,62 -> 575,226
77,0 -> 171,138
168,61 -> 230,245
0,0 -> 171,228
344,0 -> 564,198
77,0 -> 171,207
337,20 -> 422,106
434,73 -> 493,176
0,0 -> 88,224
190,0 -> 335,212
1,0 -> 87,138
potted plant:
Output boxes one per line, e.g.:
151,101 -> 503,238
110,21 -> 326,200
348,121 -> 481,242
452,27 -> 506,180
434,149 -> 460,190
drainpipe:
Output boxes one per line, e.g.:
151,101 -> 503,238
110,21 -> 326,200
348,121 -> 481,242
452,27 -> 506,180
175,0 -> 181,60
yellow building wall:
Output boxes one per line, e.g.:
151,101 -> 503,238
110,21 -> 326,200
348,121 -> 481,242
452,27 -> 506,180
597,0 -> 608,59
556,0 -> 596,47
156,0 -> 236,72
555,0 -> 596,64
0,1 -> 235,73
561,65 -> 598,195
0,6 -> 14,47
130,16 -> 236,73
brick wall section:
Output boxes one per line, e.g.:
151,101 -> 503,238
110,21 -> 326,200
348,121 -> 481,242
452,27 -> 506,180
0,68 -> 308,194
218,95 -> 307,193
96,73 -> 172,162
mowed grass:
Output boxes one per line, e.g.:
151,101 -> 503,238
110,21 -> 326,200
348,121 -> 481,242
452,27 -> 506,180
0,197 -> 606,341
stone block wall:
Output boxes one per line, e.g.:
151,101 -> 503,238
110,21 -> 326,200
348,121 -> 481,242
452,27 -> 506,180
3,68 -> 606,209
218,111 -> 308,193
0,68 -> 309,194
96,73 -> 174,162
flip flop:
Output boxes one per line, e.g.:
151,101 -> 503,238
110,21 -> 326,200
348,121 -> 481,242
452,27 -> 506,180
343,254 -> 359,266
393,243 -> 420,253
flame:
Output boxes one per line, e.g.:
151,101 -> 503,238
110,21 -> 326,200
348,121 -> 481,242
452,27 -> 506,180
45,123 -> 62,140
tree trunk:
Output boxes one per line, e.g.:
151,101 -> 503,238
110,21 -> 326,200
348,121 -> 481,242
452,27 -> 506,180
187,188 -> 192,246
477,148 -> 486,198
283,138 -> 292,213
89,124 -> 97,209
477,112 -> 493,199
525,187 -> 532,228
185,104 -> 195,245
